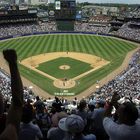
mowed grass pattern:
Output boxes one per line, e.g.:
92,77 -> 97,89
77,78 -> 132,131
37,57 -> 92,79
0,34 -> 137,95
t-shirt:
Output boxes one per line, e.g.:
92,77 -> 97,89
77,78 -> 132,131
103,117 -> 140,140
47,127 -> 65,140
34,100 -> 45,113
72,134 -> 96,140
91,107 -> 105,131
19,122 -> 43,140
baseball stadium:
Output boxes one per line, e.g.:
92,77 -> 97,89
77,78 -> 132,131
0,0 -> 140,140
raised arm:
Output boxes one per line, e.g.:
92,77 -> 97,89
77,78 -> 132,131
0,49 -> 23,140
104,92 -> 120,117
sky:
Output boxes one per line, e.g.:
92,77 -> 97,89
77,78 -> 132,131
77,0 -> 140,4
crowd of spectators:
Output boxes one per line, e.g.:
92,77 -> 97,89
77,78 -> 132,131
0,68 -> 35,105
88,16 -> 111,24
112,22 -> 140,41
0,20 -> 139,43
0,22 -> 57,38
89,49 -> 140,106
124,7 -> 140,18
74,22 -> 111,34
74,21 -> 140,42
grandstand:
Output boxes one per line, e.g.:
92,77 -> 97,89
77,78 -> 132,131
0,1 -> 139,97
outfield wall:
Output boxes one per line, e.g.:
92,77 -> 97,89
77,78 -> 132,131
0,31 -> 140,44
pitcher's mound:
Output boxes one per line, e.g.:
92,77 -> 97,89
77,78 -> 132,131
59,65 -> 70,70
53,79 -> 76,89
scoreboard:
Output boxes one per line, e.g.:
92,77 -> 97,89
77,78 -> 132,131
55,0 -> 76,20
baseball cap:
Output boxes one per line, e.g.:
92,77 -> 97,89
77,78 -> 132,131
88,99 -> 96,106
58,114 -> 85,133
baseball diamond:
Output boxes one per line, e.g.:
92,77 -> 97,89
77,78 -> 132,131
0,33 -> 138,97
20,52 -> 109,89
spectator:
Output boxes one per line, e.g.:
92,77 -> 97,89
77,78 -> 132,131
19,104 -> 43,140
47,112 -> 68,140
89,99 -> 108,140
85,101 -> 95,134
103,93 -> 140,140
59,114 -> 96,140
0,49 -> 23,140
0,94 -> 6,134
34,96 -> 45,114
76,100 -> 88,124
51,102 -> 67,127
35,104 -> 51,139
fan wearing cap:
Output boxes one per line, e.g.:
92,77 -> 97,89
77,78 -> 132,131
47,103 -> 68,140
51,102 -> 67,127
58,114 -> 96,140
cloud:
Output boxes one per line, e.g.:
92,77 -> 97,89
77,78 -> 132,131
77,0 -> 140,4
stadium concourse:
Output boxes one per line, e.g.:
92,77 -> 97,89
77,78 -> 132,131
0,21 -> 140,140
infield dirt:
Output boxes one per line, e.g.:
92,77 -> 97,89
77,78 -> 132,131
20,52 -> 110,89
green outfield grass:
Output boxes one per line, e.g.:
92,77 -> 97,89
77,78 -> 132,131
37,57 -> 92,79
0,34 -> 137,96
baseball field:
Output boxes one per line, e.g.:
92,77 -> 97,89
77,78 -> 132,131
0,34 -> 138,97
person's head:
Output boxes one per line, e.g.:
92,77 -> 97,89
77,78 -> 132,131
88,100 -> 96,111
96,99 -> 105,108
52,111 -> 68,127
58,114 -> 85,134
78,100 -> 87,111
55,96 -> 60,103
27,98 -> 32,105
117,102 -> 139,125
52,102 -> 62,112
72,101 -> 76,106
22,104 -> 33,124
36,96 -> 40,101
88,104 -> 95,111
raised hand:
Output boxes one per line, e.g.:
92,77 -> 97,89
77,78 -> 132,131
0,49 -> 23,140
3,49 -> 17,64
